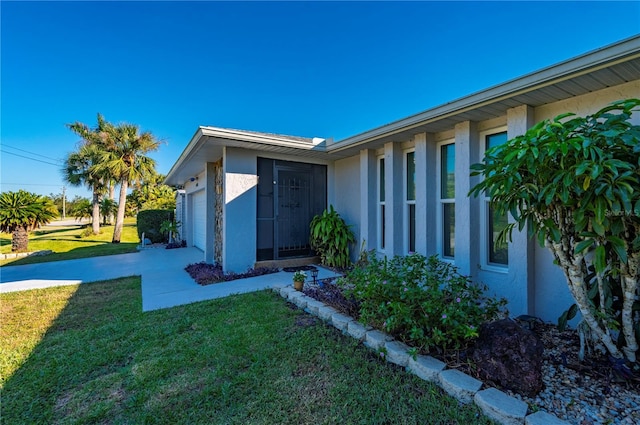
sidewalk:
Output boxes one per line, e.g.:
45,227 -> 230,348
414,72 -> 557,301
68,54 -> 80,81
0,248 -> 341,312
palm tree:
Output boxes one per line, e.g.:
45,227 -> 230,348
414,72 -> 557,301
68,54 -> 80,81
62,144 -> 106,234
0,190 -> 58,252
99,122 -> 160,243
64,114 -> 113,235
99,198 -> 118,225
70,198 -> 93,222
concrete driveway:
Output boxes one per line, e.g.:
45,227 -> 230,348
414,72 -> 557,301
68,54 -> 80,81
0,247 -> 341,311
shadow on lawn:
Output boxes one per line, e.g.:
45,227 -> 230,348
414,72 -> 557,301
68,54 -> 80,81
2,243 -> 139,266
1,277 -> 142,424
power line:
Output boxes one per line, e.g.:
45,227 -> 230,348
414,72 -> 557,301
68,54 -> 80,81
1,183 -> 63,187
2,144 -> 63,163
1,149 -> 61,167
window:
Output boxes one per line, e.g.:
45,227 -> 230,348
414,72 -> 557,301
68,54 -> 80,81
378,157 -> 385,251
439,143 -> 455,259
484,132 -> 509,267
405,151 -> 416,253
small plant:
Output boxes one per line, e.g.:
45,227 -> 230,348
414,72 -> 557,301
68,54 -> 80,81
292,270 -> 307,282
309,205 -> 355,269
160,219 -> 180,243
341,252 -> 506,352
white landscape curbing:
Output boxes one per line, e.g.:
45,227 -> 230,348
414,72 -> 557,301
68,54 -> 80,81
439,369 -> 483,404
475,388 -> 529,425
274,284 -> 571,425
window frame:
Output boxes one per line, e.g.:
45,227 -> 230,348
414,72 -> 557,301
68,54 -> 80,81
480,129 -> 509,271
436,140 -> 455,261
404,149 -> 416,254
377,156 -> 386,253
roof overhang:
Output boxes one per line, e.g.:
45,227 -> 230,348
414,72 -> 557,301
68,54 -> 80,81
165,127 -> 330,186
166,35 -> 640,186
325,35 -> 640,158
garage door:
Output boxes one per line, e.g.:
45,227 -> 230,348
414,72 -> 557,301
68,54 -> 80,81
192,190 -> 206,250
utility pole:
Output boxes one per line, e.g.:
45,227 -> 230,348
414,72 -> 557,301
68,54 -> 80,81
62,186 -> 66,219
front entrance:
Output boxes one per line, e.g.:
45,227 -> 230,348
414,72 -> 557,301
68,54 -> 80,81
256,158 -> 326,261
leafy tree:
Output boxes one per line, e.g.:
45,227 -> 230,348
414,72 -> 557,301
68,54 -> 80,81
0,190 -> 58,252
470,99 -> 640,364
127,171 -> 176,215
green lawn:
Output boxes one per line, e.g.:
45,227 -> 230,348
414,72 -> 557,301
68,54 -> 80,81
1,279 -> 494,424
0,218 -> 139,266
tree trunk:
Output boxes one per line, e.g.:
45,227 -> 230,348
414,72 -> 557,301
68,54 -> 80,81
109,183 -> 115,224
11,226 -> 29,252
92,191 -> 100,235
620,255 -> 639,363
547,240 -> 624,360
112,180 -> 128,243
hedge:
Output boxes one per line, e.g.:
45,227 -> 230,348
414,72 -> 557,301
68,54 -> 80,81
137,209 -> 174,244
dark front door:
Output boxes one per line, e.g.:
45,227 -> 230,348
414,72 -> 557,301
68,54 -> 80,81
276,168 -> 311,258
256,158 -> 326,261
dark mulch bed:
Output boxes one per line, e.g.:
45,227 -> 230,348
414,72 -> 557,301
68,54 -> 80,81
185,262 -> 279,286
282,265 -> 318,273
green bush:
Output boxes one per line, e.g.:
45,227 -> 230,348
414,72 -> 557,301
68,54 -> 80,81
309,205 -> 355,269
341,253 -> 506,352
136,209 -> 174,243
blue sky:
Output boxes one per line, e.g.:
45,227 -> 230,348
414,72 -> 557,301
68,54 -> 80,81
2,1 -> 639,200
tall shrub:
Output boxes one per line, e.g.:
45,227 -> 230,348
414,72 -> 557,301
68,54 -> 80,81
470,99 -> 640,363
137,209 -> 174,243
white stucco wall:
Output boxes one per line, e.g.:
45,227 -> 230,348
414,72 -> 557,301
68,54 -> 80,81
344,81 -> 639,323
333,155 -> 361,260
222,147 -> 259,273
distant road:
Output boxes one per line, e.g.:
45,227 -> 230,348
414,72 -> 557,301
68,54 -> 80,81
45,218 -> 90,227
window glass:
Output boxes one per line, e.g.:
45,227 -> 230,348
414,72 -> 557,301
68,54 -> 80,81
485,132 -> 508,266
406,152 -> 415,201
443,203 -> 455,258
440,144 -> 455,199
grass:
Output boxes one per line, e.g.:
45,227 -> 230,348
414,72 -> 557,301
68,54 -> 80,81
1,278 -> 495,424
0,218 -> 139,266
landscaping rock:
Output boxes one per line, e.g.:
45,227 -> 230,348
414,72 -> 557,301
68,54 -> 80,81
471,319 -> 544,397
384,340 -> 411,367
318,305 -> 338,321
304,299 -> 325,316
330,312 -> 353,331
439,369 -> 482,404
346,321 -> 370,341
474,388 -> 528,425
407,355 -> 446,383
290,293 -> 310,309
525,411 -> 571,425
364,330 -> 393,351
279,286 -> 295,298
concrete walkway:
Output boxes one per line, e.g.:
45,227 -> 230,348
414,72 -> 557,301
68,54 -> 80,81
0,247 -> 342,312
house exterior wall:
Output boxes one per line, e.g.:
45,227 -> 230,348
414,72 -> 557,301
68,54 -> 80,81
222,147 -> 259,272
221,147 -> 333,273
344,82 -> 640,322
333,155 -> 361,258
529,80 -> 640,323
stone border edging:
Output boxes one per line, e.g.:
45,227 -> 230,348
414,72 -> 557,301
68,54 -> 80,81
273,284 -> 571,425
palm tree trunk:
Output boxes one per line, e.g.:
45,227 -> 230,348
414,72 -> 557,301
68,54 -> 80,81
112,180 -> 128,243
109,183 -> 116,224
92,191 -> 100,235
11,226 -> 29,252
